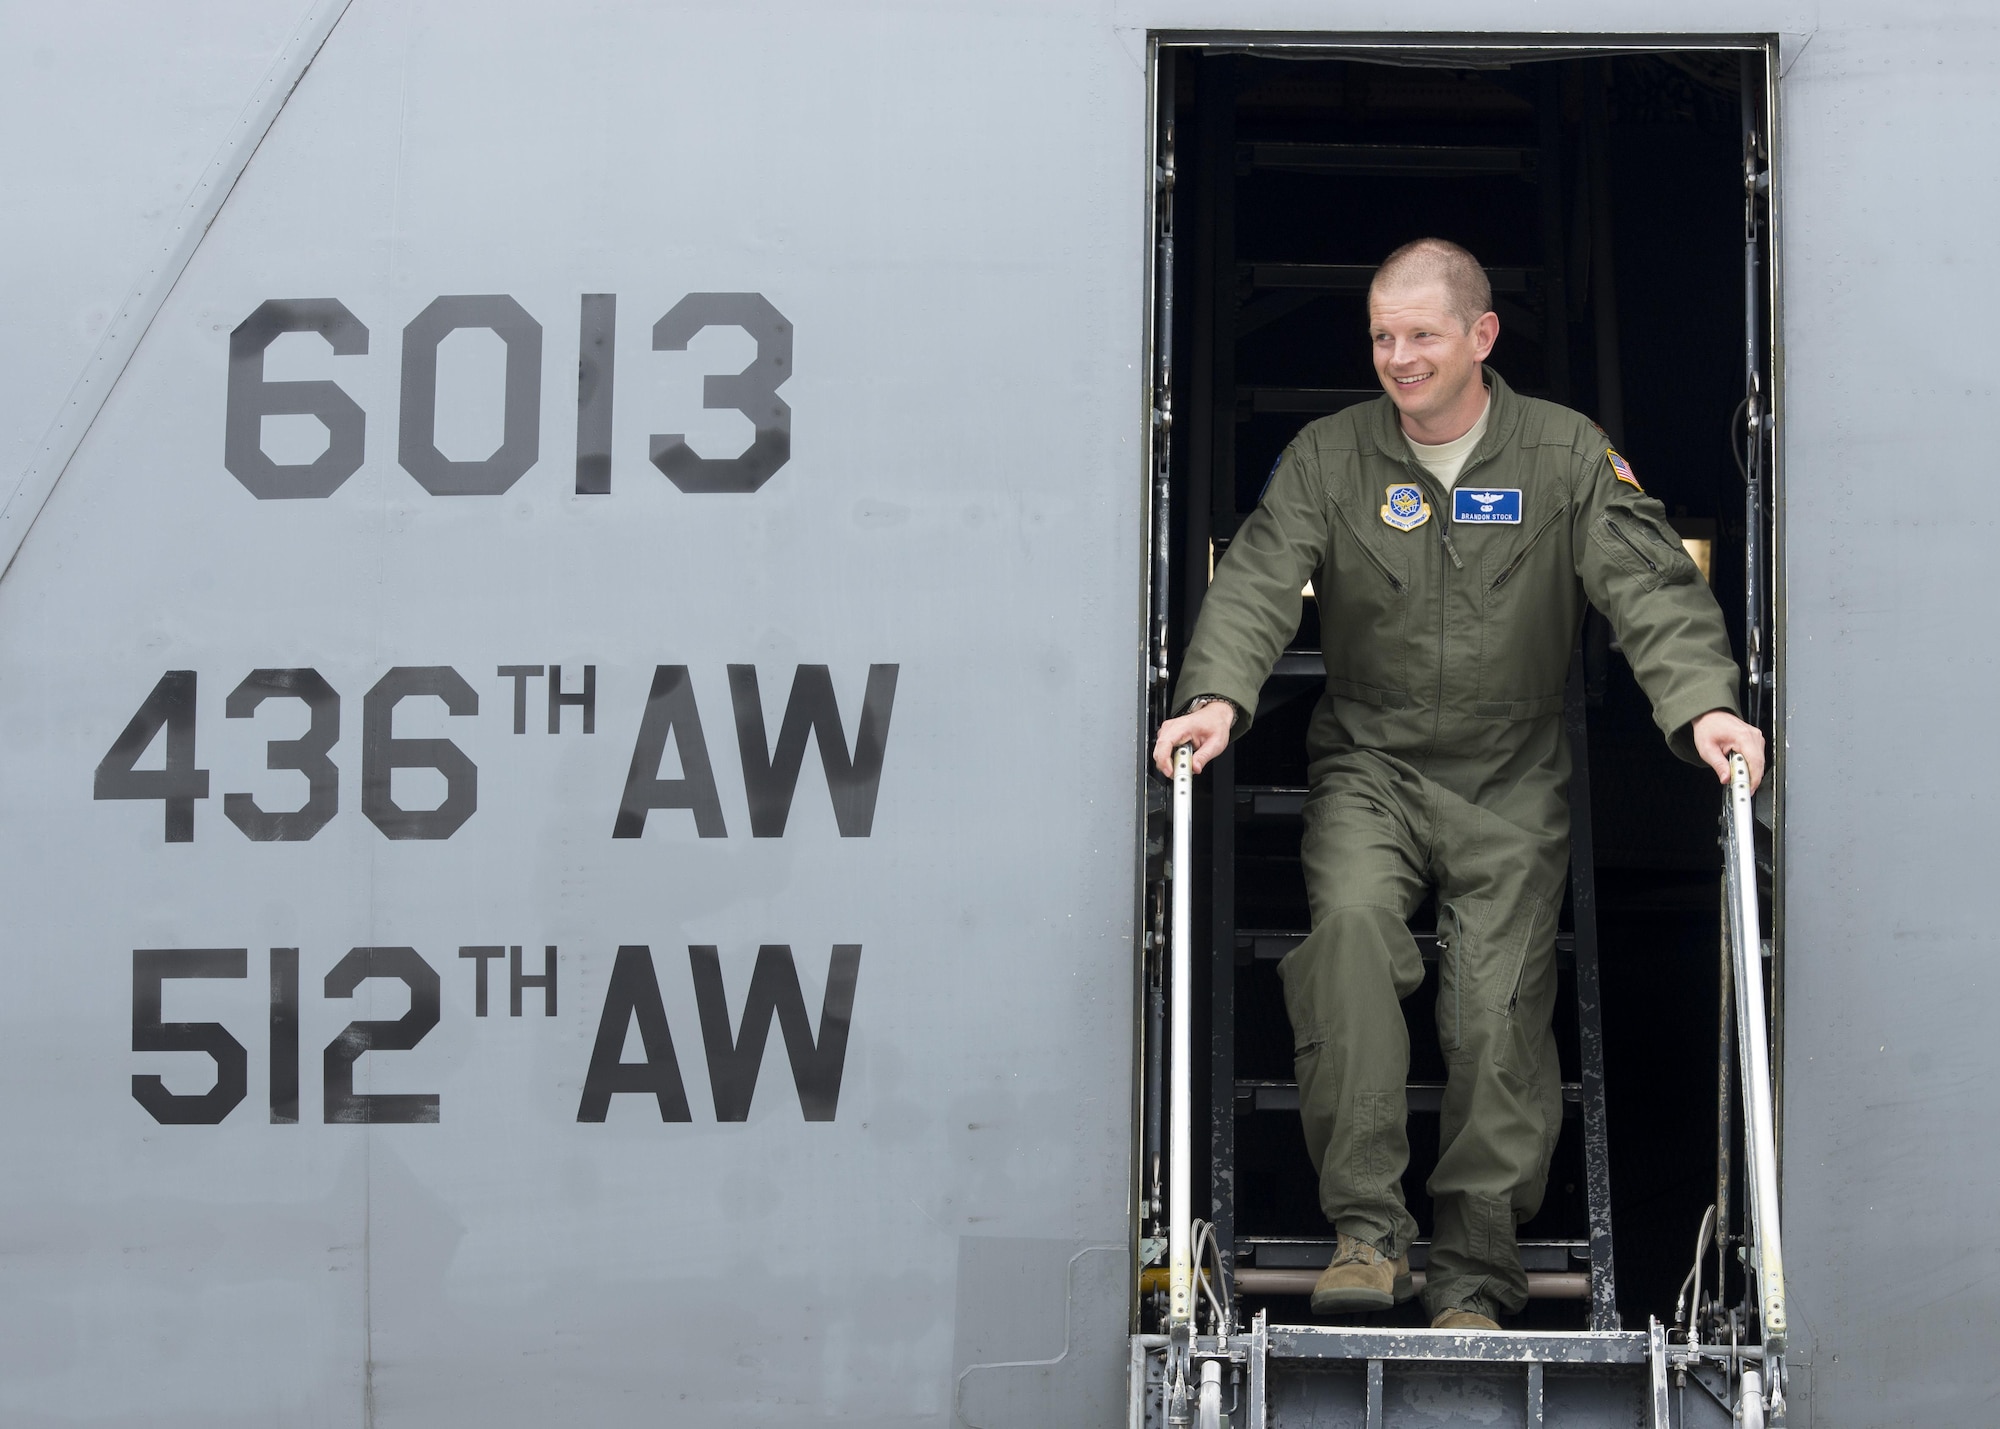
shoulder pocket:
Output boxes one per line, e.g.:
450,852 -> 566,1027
1591,512 -> 1697,592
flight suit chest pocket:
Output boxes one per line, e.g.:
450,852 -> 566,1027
1329,495 -> 1410,593
1591,511 -> 1697,592
1480,501 -> 1568,597
1326,494 -> 1413,697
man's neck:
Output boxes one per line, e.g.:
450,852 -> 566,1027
1401,374 -> 1490,447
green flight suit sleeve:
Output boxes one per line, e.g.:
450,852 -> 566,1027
1572,446 -> 1742,763
1170,439 -> 1330,740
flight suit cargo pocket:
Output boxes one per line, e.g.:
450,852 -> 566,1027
1277,944 -> 1327,1055
1592,513 -> 1697,592
1483,890 -> 1551,1017
1303,789 -> 1386,823
1300,788 -> 1387,863
1436,891 -> 1553,1077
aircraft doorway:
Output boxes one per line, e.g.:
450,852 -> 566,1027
1137,41 -> 1780,1338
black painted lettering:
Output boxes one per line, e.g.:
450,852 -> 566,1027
459,945 -> 504,1017
270,948 -> 299,1124
497,665 -> 544,734
224,668 -> 339,841
511,944 -> 557,1017
95,671 -> 210,843
322,947 -> 442,1124
611,666 -> 726,838
575,293 -> 615,494
547,664 -> 595,733
728,664 -> 898,837
224,298 -> 369,499
362,666 -> 478,839
689,944 -> 860,1122
576,946 -> 692,1122
399,295 -> 543,496
649,293 -> 792,493
131,948 -> 248,1125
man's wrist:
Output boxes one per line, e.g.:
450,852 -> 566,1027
1181,693 -> 1241,724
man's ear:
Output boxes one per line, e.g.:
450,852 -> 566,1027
1472,310 -> 1499,362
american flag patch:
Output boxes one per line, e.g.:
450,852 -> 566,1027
1607,449 -> 1641,490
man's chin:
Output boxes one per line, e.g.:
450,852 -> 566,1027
1383,388 -> 1431,420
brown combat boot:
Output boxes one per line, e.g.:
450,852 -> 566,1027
1309,1231 -> 1414,1313
1430,1307 -> 1501,1331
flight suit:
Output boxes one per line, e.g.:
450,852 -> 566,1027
1173,369 -> 1739,1318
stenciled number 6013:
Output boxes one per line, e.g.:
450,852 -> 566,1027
224,292 -> 791,499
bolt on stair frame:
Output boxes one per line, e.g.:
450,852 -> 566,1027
1723,749 -> 1787,1418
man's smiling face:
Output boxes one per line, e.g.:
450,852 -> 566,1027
1367,281 -> 1498,440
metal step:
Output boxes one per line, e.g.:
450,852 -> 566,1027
1236,927 -> 1578,968
1236,142 -> 1539,178
1269,1323 -> 1648,1363
1167,1267 -> 1591,1302
1235,784 -> 1309,817
1237,385 -> 1382,417
1239,1236 -> 1584,1272
1240,261 -> 1532,293
1259,1324 -> 1666,1428
1236,1079 -> 1582,1118
1142,1257 -> 1587,1301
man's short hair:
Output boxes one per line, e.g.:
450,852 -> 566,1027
1369,238 -> 1493,332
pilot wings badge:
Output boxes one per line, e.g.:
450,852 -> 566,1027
1381,483 -> 1430,531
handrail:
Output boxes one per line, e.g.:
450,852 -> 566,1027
1160,741 -> 1198,1429
1723,751 -> 1787,1359
1168,742 -> 1195,1337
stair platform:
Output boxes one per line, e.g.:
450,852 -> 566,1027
1131,1316 -> 1742,1428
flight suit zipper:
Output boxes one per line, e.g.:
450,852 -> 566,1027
1328,501 -> 1405,591
1489,505 -> 1570,591
1604,517 -> 1659,574
1440,441 -> 1500,576
1399,463 -> 1453,763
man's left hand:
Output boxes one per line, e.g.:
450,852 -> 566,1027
1691,709 -> 1766,792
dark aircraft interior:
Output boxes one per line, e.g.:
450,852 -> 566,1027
1147,46 -> 1775,1333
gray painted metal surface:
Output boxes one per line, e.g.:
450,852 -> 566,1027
1776,7 -> 2000,1426
0,1 -> 1993,1425
0,4 -> 1139,1423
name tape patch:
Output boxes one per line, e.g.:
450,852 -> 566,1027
1381,483 -> 1431,531
1452,487 -> 1521,524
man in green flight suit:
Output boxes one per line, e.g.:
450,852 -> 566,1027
1152,238 -> 1765,1331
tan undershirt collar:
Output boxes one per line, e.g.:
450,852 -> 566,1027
1404,390 -> 1492,492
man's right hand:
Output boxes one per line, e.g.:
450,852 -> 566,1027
1152,700 -> 1236,777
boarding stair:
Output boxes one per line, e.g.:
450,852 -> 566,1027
1132,732 -> 1784,1428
